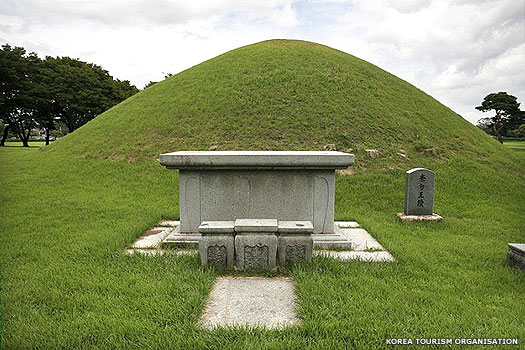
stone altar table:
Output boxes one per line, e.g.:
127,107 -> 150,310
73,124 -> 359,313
159,151 -> 354,234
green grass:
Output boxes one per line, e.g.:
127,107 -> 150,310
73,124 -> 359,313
3,141 -> 48,147
1,40 -> 524,349
1,144 -> 524,349
504,139 -> 525,151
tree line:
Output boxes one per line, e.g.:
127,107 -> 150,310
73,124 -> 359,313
0,44 -> 139,146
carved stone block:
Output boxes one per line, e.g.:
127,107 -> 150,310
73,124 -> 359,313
244,244 -> 269,270
235,234 -> 278,271
278,235 -> 313,265
199,235 -> 235,268
208,245 -> 227,266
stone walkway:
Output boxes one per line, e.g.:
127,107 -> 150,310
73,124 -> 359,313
199,277 -> 298,329
127,221 -> 394,262
314,224 -> 395,262
126,220 -> 395,329
131,227 -> 172,249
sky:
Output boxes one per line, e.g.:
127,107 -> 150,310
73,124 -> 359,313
1,0 -> 524,124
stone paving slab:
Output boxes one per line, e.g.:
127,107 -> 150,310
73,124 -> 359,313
311,233 -> 353,249
199,277 -> 299,329
311,223 -> 353,249
336,221 -> 360,228
339,228 -> 385,251
397,213 -> 442,222
162,234 -> 201,248
131,227 -> 173,249
154,221 -> 394,262
163,226 -> 201,248
158,220 -> 180,227
315,250 -> 395,262
125,249 -> 198,256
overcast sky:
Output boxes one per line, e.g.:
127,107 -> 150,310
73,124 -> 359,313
1,0 -> 524,124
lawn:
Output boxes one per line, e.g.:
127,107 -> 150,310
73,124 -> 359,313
1,144 -> 524,349
504,139 -> 525,151
2,141 -> 48,147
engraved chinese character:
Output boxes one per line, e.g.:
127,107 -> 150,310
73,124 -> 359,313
419,174 -> 426,182
419,183 -> 425,191
417,199 -> 425,207
418,191 -> 424,199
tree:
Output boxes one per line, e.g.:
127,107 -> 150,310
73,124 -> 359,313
476,117 -> 494,135
41,56 -> 139,134
0,44 -> 41,147
0,122 -> 9,146
475,92 -> 522,144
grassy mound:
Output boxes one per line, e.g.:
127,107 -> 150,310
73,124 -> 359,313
47,39 -> 497,168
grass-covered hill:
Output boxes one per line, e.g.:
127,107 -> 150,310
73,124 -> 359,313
46,39 -> 497,168
1,40 -> 524,349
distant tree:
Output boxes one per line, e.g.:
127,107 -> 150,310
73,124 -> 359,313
476,117 -> 494,135
143,73 -> 173,90
0,44 -> 41,147
144,81 -> 157,89
508,110 -> 525,135
476,92 -> 522,144
509,123 -> 525,138
41,57 -> 139,134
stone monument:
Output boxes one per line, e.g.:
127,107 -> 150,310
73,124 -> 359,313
397,168 -> 442,221
159,151 -> 354,234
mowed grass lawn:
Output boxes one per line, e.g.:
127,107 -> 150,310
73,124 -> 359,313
1,146 -> 524,349
2,141 -> 49,147
505,139 -> 525,151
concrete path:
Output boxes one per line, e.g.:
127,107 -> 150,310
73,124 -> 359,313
199,277 -> 299,329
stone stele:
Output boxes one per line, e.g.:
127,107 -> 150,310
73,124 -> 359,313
159,151 -> 354,234
404,168 -> 435,216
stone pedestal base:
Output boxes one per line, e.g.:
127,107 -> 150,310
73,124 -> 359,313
199,236 -> 235,268
507,243 -> 525,270
235,235 -> 278,271
278,236 -> 313,265
397,212 -> 442,222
